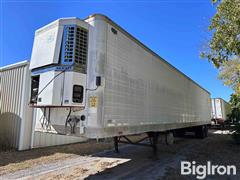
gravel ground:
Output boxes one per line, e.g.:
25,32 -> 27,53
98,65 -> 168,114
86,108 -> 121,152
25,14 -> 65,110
0,129 -> 239,180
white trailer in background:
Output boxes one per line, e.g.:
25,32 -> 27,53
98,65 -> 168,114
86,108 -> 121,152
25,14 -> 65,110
211,98 -> 231,125
29,14 -> 211,152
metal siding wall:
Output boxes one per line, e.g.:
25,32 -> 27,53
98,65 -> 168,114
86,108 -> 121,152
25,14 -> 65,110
0,62 -> 31,149
19,67 -> 34,150
32,107 -> 87,148
33,131 -> 87,148
0,61 -> 85,149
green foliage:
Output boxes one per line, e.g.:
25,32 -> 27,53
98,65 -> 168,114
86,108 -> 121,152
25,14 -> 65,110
219,58 -> 240,94
229,93 -> 240,143
201,0 -> 240,95
228,93 -> 240,122
201,0 -> 240,67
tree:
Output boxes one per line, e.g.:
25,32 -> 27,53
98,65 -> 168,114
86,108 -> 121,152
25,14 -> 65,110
201,0 -> 240,95
201,0 -> 240,67
228,93 -> 240,122
219,58 -> 240,94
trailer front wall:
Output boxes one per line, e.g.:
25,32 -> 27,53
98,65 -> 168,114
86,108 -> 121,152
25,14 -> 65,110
211,98 -> 231,120
88,18 -> 211,137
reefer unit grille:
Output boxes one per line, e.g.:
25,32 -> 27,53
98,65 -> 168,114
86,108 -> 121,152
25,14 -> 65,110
61,25 -> 88,73
75,27 -> 88,66
62,26 -> 75,63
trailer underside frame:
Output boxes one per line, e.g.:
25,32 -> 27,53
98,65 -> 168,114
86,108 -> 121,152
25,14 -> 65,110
112,125 -> 209,155
113,132 -> 160,155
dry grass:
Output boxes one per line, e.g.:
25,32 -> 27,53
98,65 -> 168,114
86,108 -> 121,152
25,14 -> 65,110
37,158 -> 125,180
39,167 -> 90,180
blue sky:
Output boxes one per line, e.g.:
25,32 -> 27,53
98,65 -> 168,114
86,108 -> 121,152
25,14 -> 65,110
0,0 -> 233,101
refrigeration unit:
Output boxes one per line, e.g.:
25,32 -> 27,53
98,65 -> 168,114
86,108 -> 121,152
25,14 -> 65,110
30,19 -> 88,108
30,14 -> 211,149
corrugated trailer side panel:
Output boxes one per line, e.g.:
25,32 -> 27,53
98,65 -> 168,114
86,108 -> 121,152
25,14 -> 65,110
99,18 -> 211,136
221,99 -> 231,120
0,61 -> 33,150
221,100 -> 226,120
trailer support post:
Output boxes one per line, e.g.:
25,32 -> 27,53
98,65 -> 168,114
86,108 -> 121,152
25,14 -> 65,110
113,132 -> 159,155
147,132 -> 159,155
113,136 -> 119,153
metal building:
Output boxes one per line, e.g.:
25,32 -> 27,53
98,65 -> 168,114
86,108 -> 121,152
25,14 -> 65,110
0,61 -> 33,150
0,61 -> 86,150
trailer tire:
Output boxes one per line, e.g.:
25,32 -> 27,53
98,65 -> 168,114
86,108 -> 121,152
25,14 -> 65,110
174,129 -> 186,137
204,126 -> 208,137
165,132 -> 174,145
195,126 -> 205,139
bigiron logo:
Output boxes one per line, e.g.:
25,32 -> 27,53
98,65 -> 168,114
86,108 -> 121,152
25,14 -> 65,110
181,161 -> 237,179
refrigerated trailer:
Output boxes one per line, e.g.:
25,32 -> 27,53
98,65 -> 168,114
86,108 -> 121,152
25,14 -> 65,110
211,98 -> 231,125
29,14 -> 211,151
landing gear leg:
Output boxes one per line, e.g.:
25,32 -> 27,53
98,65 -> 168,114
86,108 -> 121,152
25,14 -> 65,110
147,132 -> 159,157
114,136 -> 119,153
112,132 -> 159,157
195,125 -> 208,139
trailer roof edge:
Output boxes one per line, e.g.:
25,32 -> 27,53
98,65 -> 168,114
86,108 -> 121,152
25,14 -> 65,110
85,14 -> 210,95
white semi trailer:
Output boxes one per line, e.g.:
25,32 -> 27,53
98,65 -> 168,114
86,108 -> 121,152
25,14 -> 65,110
29,14 -> 211,152
211,98 -> 231,125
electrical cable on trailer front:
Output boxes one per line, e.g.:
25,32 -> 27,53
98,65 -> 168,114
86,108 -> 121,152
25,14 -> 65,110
31,66 -> 73,105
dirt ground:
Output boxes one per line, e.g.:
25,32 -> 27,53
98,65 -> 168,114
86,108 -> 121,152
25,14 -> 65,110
0,129 -> 239,179
0,134 -> 144,176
